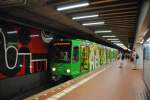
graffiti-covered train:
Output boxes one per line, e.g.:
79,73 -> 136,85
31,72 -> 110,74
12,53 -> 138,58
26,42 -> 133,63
0,27 -> 118,80
0,21 -> 119,100
48,39 -> 118,80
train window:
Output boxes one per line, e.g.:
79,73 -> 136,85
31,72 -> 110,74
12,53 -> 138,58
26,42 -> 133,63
52,44 -> 71,63
73,47 -> 79,63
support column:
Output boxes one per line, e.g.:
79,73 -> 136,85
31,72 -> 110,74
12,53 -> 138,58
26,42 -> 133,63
135,44 -> 143,69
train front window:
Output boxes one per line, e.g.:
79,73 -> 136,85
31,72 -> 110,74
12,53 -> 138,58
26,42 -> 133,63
53,43 -> 71,63
73,47 -> 79,63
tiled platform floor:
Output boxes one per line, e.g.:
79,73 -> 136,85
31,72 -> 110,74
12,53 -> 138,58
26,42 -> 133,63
26,60 -> 149,100
60,61 -> 148,100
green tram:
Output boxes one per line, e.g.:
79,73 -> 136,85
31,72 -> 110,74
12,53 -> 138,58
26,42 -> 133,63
48,39 -> 118,80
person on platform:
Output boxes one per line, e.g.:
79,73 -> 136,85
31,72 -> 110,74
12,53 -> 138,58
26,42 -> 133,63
118,51 -> 124,68
131,50 -> 139,70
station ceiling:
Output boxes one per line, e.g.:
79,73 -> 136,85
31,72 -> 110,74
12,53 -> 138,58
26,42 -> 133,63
50,0 -> 140,46
0,0 -> 141,50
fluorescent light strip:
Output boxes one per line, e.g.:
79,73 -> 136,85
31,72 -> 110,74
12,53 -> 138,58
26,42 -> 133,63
102,35 -> 116,38
95,30 -> 112,33
120,46 -> 127,50
7,31 -> 17,34
113,43 -> 126,49
115,44 -> 124,46
82,22 -> 104,26
128,49 -> 131,51
57,2 -> 89,11
111,41 -> 120,42
107,38 -> 118,40
114,43 -> 127,50
72,14 -> 99,20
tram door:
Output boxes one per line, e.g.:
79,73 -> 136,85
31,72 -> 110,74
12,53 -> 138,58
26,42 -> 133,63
71,41 -> 81,76
81,46 -> 89,71
89,45 -> 94,71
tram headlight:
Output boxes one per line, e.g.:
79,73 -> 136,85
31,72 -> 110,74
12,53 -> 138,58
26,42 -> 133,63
66,69 -> 70,73
52,68 -> 56,71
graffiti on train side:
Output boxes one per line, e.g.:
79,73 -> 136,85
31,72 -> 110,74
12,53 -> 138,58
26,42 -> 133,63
0,30 -> 21,76
0,29 -> 48,80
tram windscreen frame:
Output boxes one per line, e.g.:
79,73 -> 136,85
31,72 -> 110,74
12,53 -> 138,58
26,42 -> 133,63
52,41 -> 71,63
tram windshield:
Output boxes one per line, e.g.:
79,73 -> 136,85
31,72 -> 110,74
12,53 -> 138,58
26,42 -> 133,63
52,42 -> 71,63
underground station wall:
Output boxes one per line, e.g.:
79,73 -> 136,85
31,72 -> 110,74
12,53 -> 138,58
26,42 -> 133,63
143,30 -> 150,92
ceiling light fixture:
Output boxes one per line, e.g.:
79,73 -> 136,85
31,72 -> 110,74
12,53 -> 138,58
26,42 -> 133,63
107,39 -> 119,41
115,43 -> 124,46
113,43 -> 127,50
57,2 -> 89,11
102,35 -> 116,38
72,14 -> 99,20
128,49 -> 131,51
7,31 -> 17,34
82,22 -> 104,26
111,41 -> 120,43
95,30 -> 112,33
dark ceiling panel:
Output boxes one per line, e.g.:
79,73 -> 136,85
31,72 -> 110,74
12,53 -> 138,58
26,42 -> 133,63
0,0 -> 26,7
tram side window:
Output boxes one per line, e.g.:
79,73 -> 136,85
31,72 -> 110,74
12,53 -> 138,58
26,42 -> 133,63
73,47 -> 79,63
